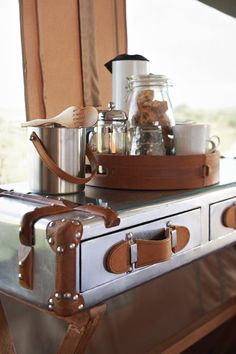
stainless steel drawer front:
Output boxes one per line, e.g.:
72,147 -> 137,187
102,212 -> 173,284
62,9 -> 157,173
210,197 -> 236,240
80,208 -> 201,292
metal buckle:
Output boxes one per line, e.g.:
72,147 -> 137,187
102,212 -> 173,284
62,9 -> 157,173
126,232 -> 137,272
166,221 -> 177,249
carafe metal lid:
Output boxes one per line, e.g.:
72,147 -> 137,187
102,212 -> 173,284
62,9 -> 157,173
98,102 -> 127,121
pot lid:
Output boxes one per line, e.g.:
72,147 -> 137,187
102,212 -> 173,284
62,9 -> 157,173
104,54 -> 149,73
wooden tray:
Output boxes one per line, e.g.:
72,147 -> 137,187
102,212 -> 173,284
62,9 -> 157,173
87,151 -> 220,190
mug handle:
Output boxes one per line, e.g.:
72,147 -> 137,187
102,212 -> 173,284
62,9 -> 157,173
210,135 -> 220,149
207,140 -> 216,153
207,135 -> 220,153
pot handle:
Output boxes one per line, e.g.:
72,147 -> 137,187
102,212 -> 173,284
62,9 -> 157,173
30,131 -> 97,184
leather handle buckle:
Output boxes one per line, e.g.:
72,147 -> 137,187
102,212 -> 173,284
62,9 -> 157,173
126,232 -> 138,273
166,221 -> 177,250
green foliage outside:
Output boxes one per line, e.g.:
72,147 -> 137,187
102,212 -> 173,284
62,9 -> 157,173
174,105 -> 236,156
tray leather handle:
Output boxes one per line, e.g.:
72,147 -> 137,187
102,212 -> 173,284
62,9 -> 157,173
30,131 -> 98,184
106,224 -> 190,274
222,204 -> 236,228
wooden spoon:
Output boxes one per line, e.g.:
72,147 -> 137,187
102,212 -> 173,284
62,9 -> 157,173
21,106 -> 98,128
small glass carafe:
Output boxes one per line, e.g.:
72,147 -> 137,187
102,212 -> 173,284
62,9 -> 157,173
90,102 -> 127,155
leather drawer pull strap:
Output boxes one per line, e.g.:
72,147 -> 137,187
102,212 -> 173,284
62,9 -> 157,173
222,204 -> 236,228
106,225 -> 190,274
30,131 -> 98,184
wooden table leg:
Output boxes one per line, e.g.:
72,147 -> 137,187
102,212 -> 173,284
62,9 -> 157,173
57,304 -> 106,354
0,299 -> 16,354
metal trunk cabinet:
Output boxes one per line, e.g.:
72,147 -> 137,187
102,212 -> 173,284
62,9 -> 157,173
0,161 -> 236,318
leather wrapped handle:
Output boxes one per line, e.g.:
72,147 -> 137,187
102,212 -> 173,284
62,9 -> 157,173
30,131 -> 98,184
61,199 -> 120,228
0,191 -> 120,229
19,205 -> 75,246
106,225 -> 190,274
18,204 -> 76,289
75,204 -> 120,228
222,204 -> 236,228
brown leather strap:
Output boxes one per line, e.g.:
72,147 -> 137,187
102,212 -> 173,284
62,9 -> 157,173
222,204 -> 236,228
19,205 -> 75,289
75,204 -> 120,228
20,205 -> 75,246
61,199 -> 120,228
0,190 -> 120,230
30,131 -> 98,184
0,300 -> 16,353
106,225 -> 190,274
47,220 -> 84,316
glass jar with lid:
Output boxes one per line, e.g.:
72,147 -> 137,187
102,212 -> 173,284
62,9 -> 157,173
127,74 -> 175,155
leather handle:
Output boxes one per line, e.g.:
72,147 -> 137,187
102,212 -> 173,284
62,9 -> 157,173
75,204 -> 120,228
222,204 -> 236,228
19,205 -> 75,246
60,199 -> 120,228
106,224 -> 190,274
18,204 -> 75,289
30,131 -> 98,184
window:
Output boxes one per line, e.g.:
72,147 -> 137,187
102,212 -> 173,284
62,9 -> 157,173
0,1 -> 27,184
126,0 -> 236,156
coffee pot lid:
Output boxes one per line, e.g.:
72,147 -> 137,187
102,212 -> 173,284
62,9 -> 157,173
104,54 -> 149,73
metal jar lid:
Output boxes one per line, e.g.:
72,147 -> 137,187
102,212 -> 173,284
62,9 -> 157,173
127,74 -> 172,89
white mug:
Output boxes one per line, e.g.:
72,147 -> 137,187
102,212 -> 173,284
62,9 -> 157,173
173,123 -> 220,155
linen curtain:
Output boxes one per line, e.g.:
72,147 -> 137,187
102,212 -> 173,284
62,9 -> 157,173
19,0 -> 127,120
